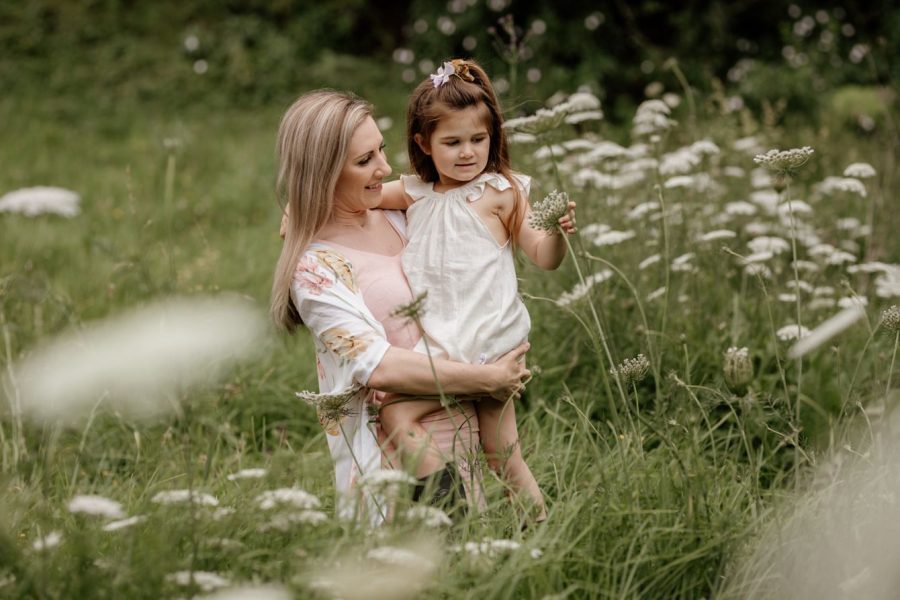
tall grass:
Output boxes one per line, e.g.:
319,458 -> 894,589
0,69 -> 898,598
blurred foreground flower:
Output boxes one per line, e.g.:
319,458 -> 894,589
166,571 -> 230,592
67,494 -> 125,519
255,488 -> 320,510
0,186 -> 80,217
202,586 -> 292,600
152,490 -> 219,506
787,306 -> 866,359
305,536 -> 439,600
11,295 -> 267,423
529,190 -> 569,231
723,346 -> 753,394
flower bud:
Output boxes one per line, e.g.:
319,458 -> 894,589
883,305 -> 900,333
723,346 -> 753,394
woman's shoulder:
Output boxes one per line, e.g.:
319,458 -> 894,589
294,245 -> 358,295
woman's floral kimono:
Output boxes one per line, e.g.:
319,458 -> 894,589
290,212 -> 406,525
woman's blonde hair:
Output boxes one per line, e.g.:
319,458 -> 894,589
271,90 -> 373,332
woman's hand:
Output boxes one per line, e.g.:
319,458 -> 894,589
488,342 -> 531,402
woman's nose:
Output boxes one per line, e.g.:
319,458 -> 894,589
376,155 -> 392,177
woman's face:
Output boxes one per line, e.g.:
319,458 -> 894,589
334,116 -> 391,212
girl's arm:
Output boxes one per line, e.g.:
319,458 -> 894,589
368,342 -> 530,402
516,198 -> 578,270
378,180 -> 414,210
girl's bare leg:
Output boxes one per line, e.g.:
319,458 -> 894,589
477,398 -> 546,522
380,398 -> 447,477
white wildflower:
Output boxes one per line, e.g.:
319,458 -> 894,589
838,296 -> 868,308
875,267 -> 900,298
556,270 -> 613,306
743,251 -> 774,264
580,223 -> 610,237
809,298 -> 837,310
748,236 -> 790,255
724,166 -> 746,178
610,354 -> 651,385
32,531 -> 62,551
647,286 -> 667,301
227,468 -> 267,481
592,230 -> 635,246
460,538 -> 522,558
152,489 -> 219,507
564,91 -> 602,112
753,146 -> 815,176
530,548 -> 544,559
620,157 -> 658,172
507,132 -> 537,144
259,510 -> 329,531
166,571 -> 230,592
847,262 -> 896,275
202,586 -> 292,600
778,293 -> 798,303
639,254 -> 661,270
67,494 -> 125,519
671,253 -> 695,272
256,488 -> 320,510
776,324 -> 811,341
367,546 -> 435,571
533,144 -> 565,160
750,168 -> 774,188
843,163 -> 876,179
403,506 -> 453,528
808,243 -> 836,259
827,250 -> 857,265
212,507 -> 236,520
788,306 -> 866,358
579,141 -> 627,164
0,186 -> 80,217
358,468 -> 416,495
529,190 -> 569,231
663,175 -> 695,189
836,217 -> 861,231
814,286 -> 835,296
571,168 -> 612,189
632,99 -> 676,137
744,222 -> 771,237
561,139 -> 596,153
724,201 -> 757,217
819,176 -> 867,197
744,263 -> 772,278
626,201 -> 660,220
749,190 -> 780,214
102,515 -> 146,532
690,139 -> 720,156
697,229 -> 737,243
566,110 -> 603,124
734,136 -> 763,154
778,200 -> 813,216
786,280 -> 814,294
14,296 -> 267,424
659,147 -> 701,175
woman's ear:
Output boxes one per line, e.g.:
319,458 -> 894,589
414,133 -> 431,156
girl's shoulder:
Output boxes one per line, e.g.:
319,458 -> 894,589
481,171 -> 531,197
399,174 -> 434,202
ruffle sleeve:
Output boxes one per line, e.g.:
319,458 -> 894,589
466,171 -> 532,203
291,248 -> 390,387
400,174 -> 434,203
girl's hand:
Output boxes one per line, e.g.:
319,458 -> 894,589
488,342 -> 531,402
558,200 -> 577,234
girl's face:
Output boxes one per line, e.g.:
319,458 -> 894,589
334,116 -> 391,212
416,105 -> 490,186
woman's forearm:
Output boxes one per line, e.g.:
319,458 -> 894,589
367,347 -> 497,396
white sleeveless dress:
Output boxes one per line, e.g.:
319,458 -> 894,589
400,171 -> 532,365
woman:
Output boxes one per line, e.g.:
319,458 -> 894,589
271,90 -> 530,524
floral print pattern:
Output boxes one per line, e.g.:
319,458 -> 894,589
321,326 -> 372,362
314,249 -> 357,293
294,254 -> 333,295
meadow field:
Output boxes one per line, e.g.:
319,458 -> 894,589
1,10 -> 899,599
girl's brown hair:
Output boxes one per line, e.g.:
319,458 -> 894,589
406,58 -> 525,245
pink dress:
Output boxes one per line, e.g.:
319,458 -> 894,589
322,212 -> 485,507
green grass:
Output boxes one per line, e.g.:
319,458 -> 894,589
1,65 -> 899,599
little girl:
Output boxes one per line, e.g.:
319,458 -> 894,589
380,58 -> 577,523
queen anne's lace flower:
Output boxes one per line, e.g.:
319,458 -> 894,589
610,354 -> 650,385
403,506 -> 453,528
529,190 -> 569,231
776,324 -> 811,341
255,488 -> 320,511
367,546 -> 436,570
843,162 -> 876,179
32,531 -> 62,551
227,468 -> 267,481
723,346 -> 753,393
753,146 -> 814,177
882,305 -> 900,332
818,176 -> 867,197
0,186 -> 80,217
67,495 -> 126,519
152,490 -> 219,506
556,270 -> 612,306
166,571 -> 230,592
102,515 -> 146,532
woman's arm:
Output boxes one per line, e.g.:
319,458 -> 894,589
367,342 -> 531,401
